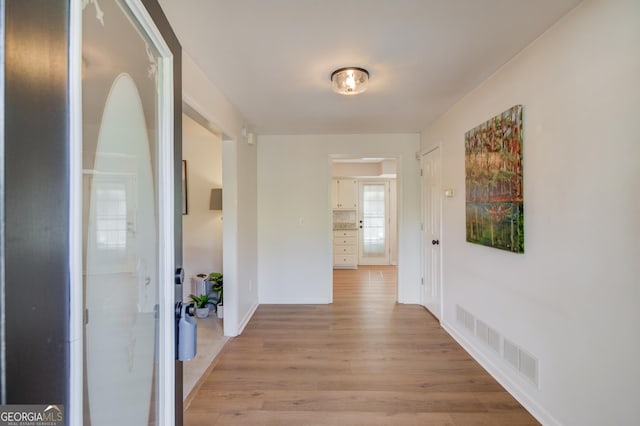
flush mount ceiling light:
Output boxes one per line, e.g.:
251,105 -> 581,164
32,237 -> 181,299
330,67 -> 369,95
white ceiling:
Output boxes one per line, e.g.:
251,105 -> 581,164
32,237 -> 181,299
158,0 -> 582,135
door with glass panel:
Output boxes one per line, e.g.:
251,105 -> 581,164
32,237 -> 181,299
358,182 -> 390,265
82,1 -> 176,424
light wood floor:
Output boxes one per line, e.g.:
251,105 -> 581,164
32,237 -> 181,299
184,266 -> 539,425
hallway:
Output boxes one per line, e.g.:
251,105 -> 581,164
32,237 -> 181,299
184,266 -> 539,425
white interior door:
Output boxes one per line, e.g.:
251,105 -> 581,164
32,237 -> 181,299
82,1 -> 175,424
358,182 -> 390,265
421,148 -> 442,319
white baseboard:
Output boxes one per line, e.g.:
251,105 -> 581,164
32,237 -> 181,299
441,320 -> 561,426
236,301 -> 259,335
397,298 -> 420,304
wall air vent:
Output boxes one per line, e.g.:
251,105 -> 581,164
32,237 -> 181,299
456,305 -> 465,325
487,327 -> 501,354
503,338 -> 519,369
476,319 -> 501,354
476,319 -> 489,341
457,304 -> 539,388
456,305 -> 475,334
503,338 -> 539,386
518,348 -> 539,386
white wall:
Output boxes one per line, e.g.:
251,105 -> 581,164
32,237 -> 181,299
257,134 -> 420,304
421,1 -> 640,425
181,113 -> 223,301
233,129 -> 259,330
183,52 -> 258,336
332,161 -> 394,177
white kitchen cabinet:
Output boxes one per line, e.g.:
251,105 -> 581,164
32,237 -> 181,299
332,179 -> 357,209
333,230 -> 358,269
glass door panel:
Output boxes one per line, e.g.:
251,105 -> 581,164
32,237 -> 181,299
359,182 -> 390,265
82,1 -> 173,424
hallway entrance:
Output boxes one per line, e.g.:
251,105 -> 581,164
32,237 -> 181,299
183,266 -> 538,425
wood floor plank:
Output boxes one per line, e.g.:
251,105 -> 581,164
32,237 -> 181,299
205,411 -> 456,426
260,390 -> 486,413
184,266 -> 539,425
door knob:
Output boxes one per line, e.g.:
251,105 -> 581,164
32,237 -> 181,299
175,267 -> 185,285
432,239 -> 440,245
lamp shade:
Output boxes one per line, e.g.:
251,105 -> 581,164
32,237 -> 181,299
331,67 -> 369,95
209,188 -> 222,210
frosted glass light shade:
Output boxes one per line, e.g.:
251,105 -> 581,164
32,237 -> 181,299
331,67 -> 369,95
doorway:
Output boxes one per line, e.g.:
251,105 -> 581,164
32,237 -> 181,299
180,106 -> 228,401
331,157 -> 399,301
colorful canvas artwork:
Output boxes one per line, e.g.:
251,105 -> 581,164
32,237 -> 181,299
465,105 -> 524,253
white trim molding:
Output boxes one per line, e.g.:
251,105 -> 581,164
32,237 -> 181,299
68,0 -> 83,424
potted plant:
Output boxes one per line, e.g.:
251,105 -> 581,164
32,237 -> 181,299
209,272 -> 223,318
189,294 -> 214,318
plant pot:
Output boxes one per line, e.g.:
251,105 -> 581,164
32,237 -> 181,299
216,304 -> 224,319
195,307 -> 210,318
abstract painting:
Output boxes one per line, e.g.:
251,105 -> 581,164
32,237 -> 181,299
465,105 -> 524,253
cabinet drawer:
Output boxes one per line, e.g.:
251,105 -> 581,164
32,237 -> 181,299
334,255 -> 357,265
333,230 -> 357,238
334,237 -> 356,246
334,245 -> 356,255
